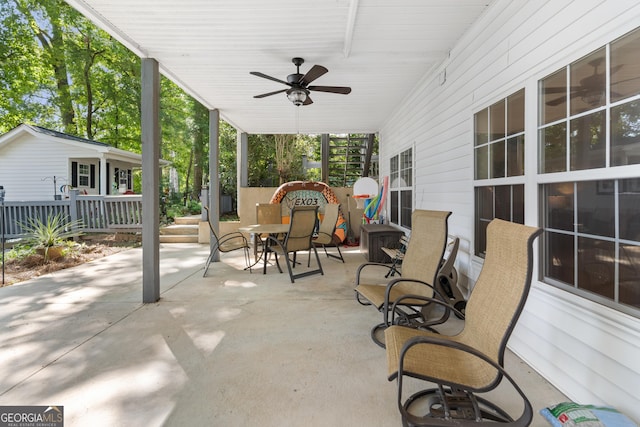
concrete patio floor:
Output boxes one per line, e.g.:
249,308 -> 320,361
0,243 -> 567,426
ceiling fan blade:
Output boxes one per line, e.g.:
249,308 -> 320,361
546,96 -> 566,106
300,65 -> 328,85
303,95 -> 313,105
250,71 -> 291,86
254,89 -> 288,98
308,85 -> 352,95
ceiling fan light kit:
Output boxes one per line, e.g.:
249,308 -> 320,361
286,88 -> 309,106
251,57 -> 351,106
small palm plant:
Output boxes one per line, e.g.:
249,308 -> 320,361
20,212 -> 84,261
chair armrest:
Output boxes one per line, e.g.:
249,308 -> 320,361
355,261 -> 396,285
219,232 -> 249,245
383,279 -> 452,326
388,293 -> 464,326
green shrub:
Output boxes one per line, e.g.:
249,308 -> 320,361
19,211 -> 84,248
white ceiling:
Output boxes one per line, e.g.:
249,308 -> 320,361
64,0 -> 493,134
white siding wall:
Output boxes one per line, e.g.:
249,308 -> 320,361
380,0 -> 640,421
0,133 -> 99,201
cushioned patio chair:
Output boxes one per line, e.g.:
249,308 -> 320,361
203,206 -> 252,277
384,219 -> 542,426
354,210 -> 452,347
313,203 -> 345,263
265,205 -> 324,283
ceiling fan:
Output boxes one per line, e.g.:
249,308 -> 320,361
250,57 -> 351,106
544,57 -> 625,106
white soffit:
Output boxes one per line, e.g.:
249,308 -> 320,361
64,0 -> 493,134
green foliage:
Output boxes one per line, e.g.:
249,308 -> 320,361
4,243 -> 36,261
247,134 -> 320,186
19,211 -> 84,248
0,0 -> 325,208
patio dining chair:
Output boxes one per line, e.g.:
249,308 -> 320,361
354,209 -> 452,347
384,219 -> 542,426
265,205 -> 324,283
313,203 -> 345,263
255,203 -> 282,259
203,206 -> 252,277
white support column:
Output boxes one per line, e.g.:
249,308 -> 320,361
238,132 -> 248,188
141,58 -> 160,303
100,157 -> 108,195
209,109 -> 220,262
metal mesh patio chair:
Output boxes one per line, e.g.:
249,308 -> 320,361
265,205 -> 324,283
384,219 -> 542,426
354,210 -> 452,347
203,206 -> 252,277
313,203 -> 345,263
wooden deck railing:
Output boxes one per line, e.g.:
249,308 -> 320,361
1,190 -> 143,239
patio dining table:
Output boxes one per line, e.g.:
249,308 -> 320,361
238,223 -> 290,273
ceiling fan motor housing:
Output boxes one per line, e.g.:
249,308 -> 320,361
251,56 -> 351,106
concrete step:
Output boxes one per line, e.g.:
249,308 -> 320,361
159,234 -> 199,243
174,215 -> 201,225
160,224 -> 198,235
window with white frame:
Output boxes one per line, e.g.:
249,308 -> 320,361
78,163 -> 90,187
389,147 -> 413,229
473,89 -> 525,257
538,27 -> 640,315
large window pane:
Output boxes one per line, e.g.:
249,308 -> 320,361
475,187 -> 492,257
619,244 -> 640,308
490,140 -> 505,178
576,180 -> 614,237
610,27 -> 640,103
540,68 -> 567,125
489,100 -> 505,141
475,107 -> 489,146
475,185 -> 523,257
494,186 -> 511,220
390,155 -> 399,188
570,111 -> 606,170
545,231 -> 574,286
475,146 -> 488,179
570,49 -> 606,115
620,178 -> 640,241
390,191 -> 398,224
611,100 -> 640,166
507,89 -> 525,135
507,135 -> 525,176
577,237 -> 615,299
540,123 -> 567,173
513,184 -> 524,224
478,186 -> 493,221
400,190 -> 412,229
545,182 -> 574,231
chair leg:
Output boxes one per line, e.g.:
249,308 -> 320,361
312,245 -> 324,276
283,251 -> 295,283
243,247 -> 252,273
323,244 -> 345,263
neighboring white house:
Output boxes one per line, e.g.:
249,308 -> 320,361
0,124 -> 163,201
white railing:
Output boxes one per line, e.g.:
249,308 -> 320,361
1,190 -> 143,239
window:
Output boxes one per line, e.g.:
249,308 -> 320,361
78,164 -> 90,187
389,148 -> 413,229
475,185 -> 524,257
538,27 -> 640,315
474,89 -> 525,256
541,180 -> 640,312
